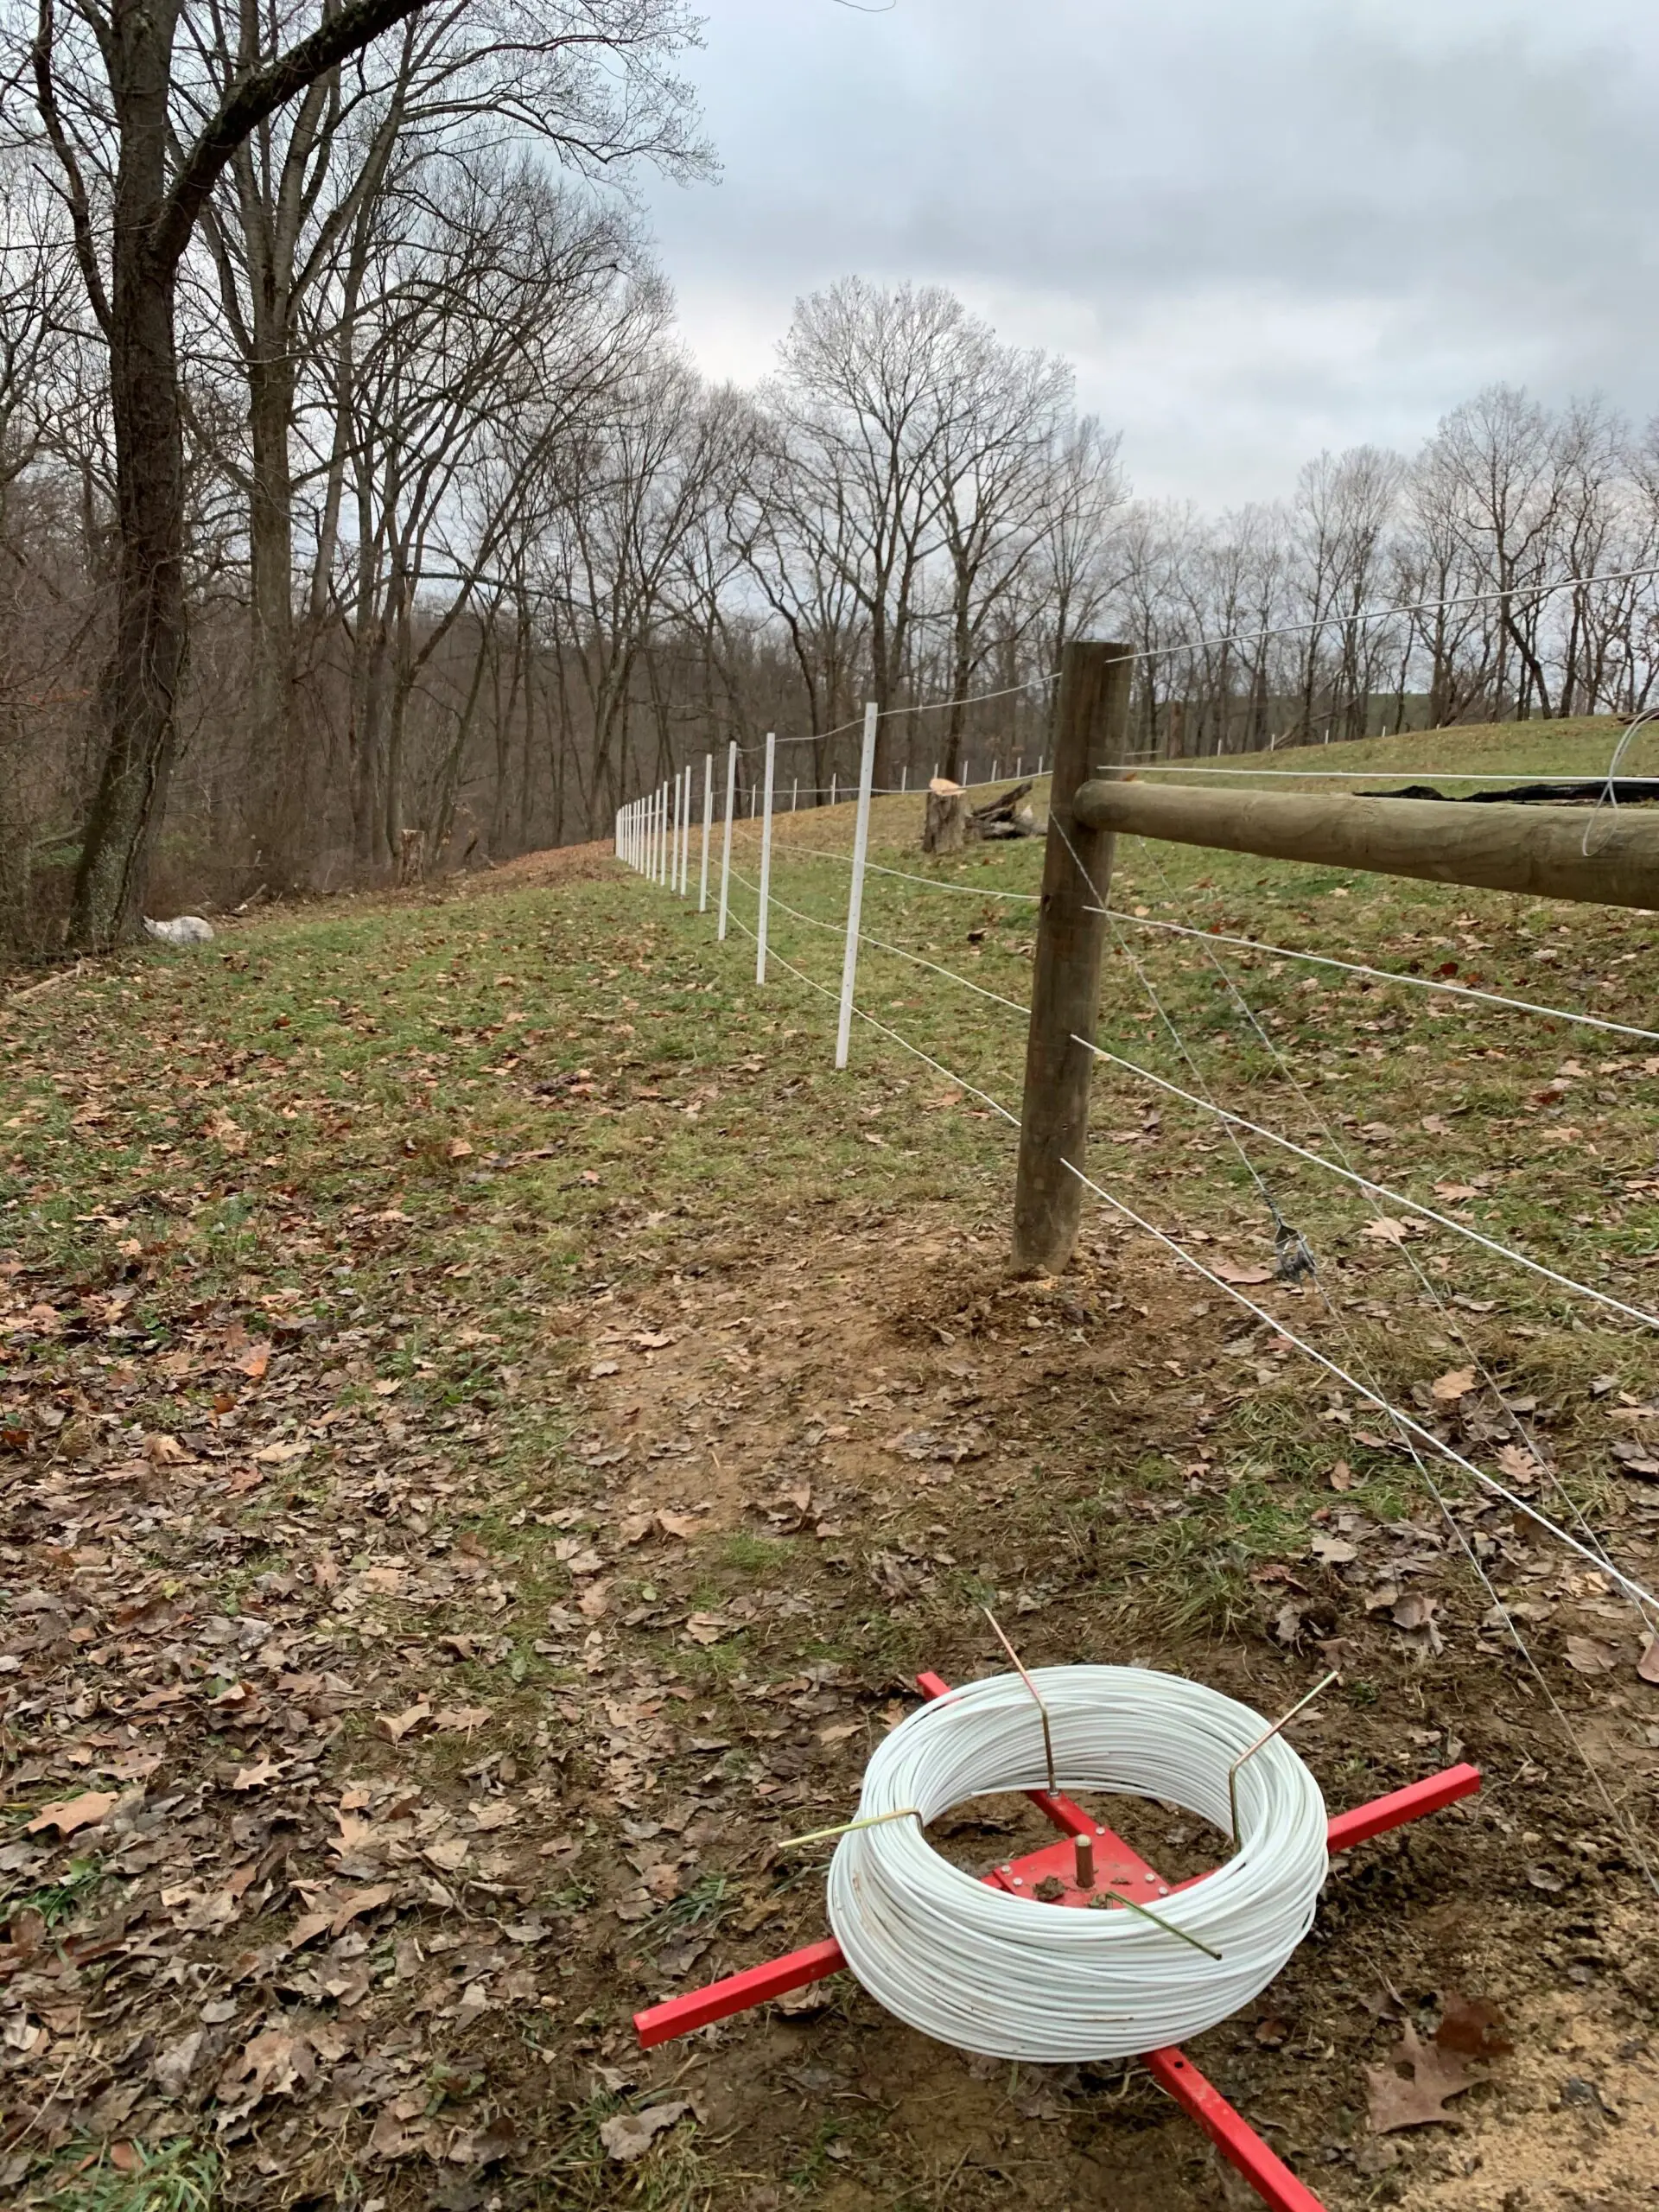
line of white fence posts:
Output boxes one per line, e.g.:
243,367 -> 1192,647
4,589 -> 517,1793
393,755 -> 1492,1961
610,707 -> 1052,1065
613,709 -> 874,1067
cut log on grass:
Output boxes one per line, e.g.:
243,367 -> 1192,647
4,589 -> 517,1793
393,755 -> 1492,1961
923,777 -> 1039,854
974,779 -> 1038,839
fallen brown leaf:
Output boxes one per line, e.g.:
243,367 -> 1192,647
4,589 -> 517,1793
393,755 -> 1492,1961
1362,1217 -> 1411,1245
232,1758 -> 282,1791
1563,1635 -> 1619,1675
1212,1257 -> 1274,1285
375,1702 -> 433,1743
1366,2022 -> 1480,2131
25,1789 -> 118,1837
433,1705 -> 493,1732
599,2101 -> 692,2163
329,1882 -> 395,1938
1430,1367 -> 1477,1403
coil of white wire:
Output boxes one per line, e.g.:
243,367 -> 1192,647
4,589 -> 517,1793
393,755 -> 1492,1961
825,1666 -> 1328,2062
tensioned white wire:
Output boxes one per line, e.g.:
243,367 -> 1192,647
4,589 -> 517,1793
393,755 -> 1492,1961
705,875 -> 1658,1881
745,835 -> 1656,1044
1072,1032 -> 1659,1333
727,865 -> 1659,1334
1092,909 -> 1659,1046
826,1666 -> 1327,2063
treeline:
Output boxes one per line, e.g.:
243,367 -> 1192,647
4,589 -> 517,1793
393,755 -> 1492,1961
3,6 -> 1659,957
1123,394 -> 1659,759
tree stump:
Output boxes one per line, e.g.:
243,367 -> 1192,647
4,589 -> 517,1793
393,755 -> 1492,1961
924,779 -> 967,855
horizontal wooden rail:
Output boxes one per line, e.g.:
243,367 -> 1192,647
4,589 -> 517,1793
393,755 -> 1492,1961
1071,779 -> 1659,910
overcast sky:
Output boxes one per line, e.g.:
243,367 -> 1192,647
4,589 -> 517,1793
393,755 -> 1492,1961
640,0 -> 1659,505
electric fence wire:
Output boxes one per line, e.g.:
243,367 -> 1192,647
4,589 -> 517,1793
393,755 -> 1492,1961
729,819 -> 1657,1047
720,858 -> 1659,1878
1047,818 -> 1659,1877
730,856 -> 1657,1335
1091,910 -> 1659,1048
1056,808 -> 1659,1592
1069,1035 -> 1659,1333
1584,706 -> 1659,857
1116,825 -> 1659,1622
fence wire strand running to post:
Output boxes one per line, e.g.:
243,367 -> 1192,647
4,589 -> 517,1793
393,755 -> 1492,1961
675,824 -> 1659,1882
621,715 -> 1659,1884
1090,910 -> 1659,1046
1125,830 -> 1659,1640
1056,810 -> 1659,1599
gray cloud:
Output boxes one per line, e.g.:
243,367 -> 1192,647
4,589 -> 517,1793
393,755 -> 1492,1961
642,1 -> 1659,499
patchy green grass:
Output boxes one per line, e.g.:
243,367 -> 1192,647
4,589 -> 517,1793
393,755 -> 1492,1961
32,2137 -> 219,2212
2,718 -> 1657,2212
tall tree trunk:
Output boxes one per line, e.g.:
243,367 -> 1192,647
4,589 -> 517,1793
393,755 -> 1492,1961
72,255 -> 186,944
67,8 -> 188,949
248,341 -> 300,872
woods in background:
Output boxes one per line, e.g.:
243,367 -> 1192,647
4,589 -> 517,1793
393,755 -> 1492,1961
3,9 -> 1659,956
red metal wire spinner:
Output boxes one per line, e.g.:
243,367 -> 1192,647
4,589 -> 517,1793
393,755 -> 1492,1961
635,1668 -> 1481,2212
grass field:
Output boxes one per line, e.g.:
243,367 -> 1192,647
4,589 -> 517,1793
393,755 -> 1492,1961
3,717 -> 1658,2211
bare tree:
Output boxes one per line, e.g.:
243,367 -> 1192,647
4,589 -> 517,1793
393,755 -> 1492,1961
15,0 -> 704,944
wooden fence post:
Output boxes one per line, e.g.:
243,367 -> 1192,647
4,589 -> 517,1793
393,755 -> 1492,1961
1012,639 -> 1133,1274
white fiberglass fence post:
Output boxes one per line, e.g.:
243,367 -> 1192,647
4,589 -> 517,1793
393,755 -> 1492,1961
991,757 -> 1000,784
717,741 -> 737,942
791,778 -> 798,812
900,765 -> 907,791
658,783 -> 668,884
830,772 -> 837,806
670,771 -> 682,892
678,766 -> 690,895
652,785 -> 662,882
835,701 -> 880,1071
698,753 -> 714,912
755,731 -> 776,985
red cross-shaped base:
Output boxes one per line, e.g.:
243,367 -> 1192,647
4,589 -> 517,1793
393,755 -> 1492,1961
635,1669 -> 1480,2212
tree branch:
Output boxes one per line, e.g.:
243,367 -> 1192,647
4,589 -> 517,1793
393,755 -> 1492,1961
153,0 -> 432,273
30,0 -> 112,338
